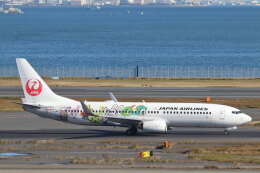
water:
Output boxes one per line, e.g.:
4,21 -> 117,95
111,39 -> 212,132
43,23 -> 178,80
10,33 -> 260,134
0,6 -> 260,68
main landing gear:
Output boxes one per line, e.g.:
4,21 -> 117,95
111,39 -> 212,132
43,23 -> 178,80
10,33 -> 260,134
126,126 -> 138,135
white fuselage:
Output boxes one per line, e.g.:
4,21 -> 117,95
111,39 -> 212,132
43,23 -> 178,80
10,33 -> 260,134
16,58 -> 253,134
25,99 -> 251,129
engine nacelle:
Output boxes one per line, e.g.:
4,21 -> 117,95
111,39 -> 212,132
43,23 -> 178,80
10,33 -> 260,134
142,120 -> 167,133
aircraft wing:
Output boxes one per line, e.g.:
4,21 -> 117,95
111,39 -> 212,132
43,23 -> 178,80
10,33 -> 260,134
80,101 -> 99,117
80,100 -> 149,126
102,115 -> 144,126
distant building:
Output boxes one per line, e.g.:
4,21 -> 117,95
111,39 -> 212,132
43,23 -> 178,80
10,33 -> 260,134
0,0 -> 6,5
39,0 -> 47,4
184,0 -> 200,5
70,0 -> 81,5
185,0 -> 192,4
46,0 -> 57,4
143,0 -> 156,4
193,0 -> 200,5
120,0 -> 134,4
81,0 -> 87,5
251,0 -> 259,5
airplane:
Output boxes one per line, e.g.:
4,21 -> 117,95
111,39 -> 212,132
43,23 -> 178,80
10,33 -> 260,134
14,58 -> 252,135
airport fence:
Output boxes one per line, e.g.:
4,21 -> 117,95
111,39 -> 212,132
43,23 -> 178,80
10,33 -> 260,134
0,66 -> 259,78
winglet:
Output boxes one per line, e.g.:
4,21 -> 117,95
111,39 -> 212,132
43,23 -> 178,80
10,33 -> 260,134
80,101 -> 98,117
109,92 -> 118,102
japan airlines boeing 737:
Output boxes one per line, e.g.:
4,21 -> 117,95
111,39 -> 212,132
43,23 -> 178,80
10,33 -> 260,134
15,58 -> 252,135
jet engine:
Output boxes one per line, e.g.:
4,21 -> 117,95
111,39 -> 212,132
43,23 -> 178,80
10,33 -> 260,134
142,120 -> 167,133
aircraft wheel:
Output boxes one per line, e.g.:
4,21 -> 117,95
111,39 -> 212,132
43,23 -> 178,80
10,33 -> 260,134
126,129 -> 132,135
126,127 -> 138,136
131,127 -> 138,135
224,129 -> 228,135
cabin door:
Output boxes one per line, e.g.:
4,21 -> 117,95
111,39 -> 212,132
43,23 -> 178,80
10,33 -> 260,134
140,109 -> 146,116
219,109 -> 225,120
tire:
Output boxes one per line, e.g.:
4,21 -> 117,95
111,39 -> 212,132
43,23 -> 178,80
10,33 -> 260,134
126,127 -> 138,136
224,130 -> 228,135
131,127 -> 138,135
126,129 -> 132,135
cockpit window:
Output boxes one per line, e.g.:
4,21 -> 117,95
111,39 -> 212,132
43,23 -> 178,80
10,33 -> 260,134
232,111 -> 241,114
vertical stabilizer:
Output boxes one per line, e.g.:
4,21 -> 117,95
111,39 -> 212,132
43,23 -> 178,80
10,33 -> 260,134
16,58 -> 68,104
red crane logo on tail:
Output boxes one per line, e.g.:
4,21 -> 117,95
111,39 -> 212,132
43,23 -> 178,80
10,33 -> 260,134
25,79 -> 42,96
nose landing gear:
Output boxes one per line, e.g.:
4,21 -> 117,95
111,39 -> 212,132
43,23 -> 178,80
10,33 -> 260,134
126,126 -> 138,135
224,129 -> 228,135
224,126 -> 237,135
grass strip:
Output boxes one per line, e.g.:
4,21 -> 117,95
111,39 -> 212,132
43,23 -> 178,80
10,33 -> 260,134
1,77 -> 260,88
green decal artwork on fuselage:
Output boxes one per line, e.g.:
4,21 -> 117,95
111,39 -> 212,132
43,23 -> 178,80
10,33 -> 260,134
80,104 -> 147,122
120,105 -> 147,116
87,115 -> 102,123
121,106 -> 133,116
135,105 -> 147,115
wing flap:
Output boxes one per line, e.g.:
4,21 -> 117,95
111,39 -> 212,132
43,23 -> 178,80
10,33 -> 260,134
80,100 -> 145,126
103,116 -> 143,126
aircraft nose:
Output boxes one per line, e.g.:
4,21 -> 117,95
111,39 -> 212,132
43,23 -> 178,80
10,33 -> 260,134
243,114 -> 252,123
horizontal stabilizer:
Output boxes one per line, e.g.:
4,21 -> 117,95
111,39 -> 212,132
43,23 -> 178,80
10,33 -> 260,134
11,102 -> 42,109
